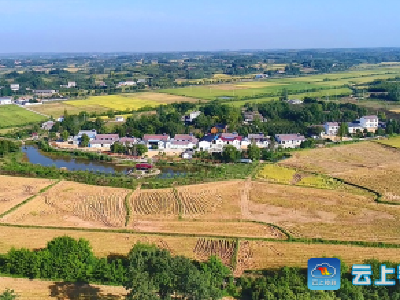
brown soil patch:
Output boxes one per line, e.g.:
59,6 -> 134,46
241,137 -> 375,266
0,176 -> 55,216
249,240 -> 400,270
133,92 -> 200,103
131,220 -> 286,239
1,181 -> 130,228
248,181 -> 400,243
281,142 -> 400,200
0,277 -> 127,300
0,226 -> 198,259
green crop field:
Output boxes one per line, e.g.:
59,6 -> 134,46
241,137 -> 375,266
0,105 -> 47,128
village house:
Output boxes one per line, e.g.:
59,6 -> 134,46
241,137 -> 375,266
34,90 -> 58,97
287,99 -> 303,105
96,134 -> 119,141
359,115 -> 379,131
73,130 -> 97,145
209,124 -> 227,134
57,116 -> 64,122
275,134 -> 306,148
181,150 -> 194,159
143,134 -> 171,149
174,133 -> 198,144
10,84 -> 19,91
324,122 -> 339,135
243,111 -> 266,124
89,140 -> 114,149
170,140 -> 195,150
41,121 -> 55,130
347,122 -> 363,134
0,96 -> 12,105
115,116 -> 124,122
182,111 -> 201,123
246,133 -> 270,148
198,134 -> 219,152
118,137 -> 139,146
216,134 -> 243,149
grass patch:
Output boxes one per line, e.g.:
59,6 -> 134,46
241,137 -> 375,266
0,105 -> 47,128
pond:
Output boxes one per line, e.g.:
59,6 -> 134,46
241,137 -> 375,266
22,146 -> 190,178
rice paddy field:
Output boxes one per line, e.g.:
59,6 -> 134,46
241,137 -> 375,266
0,105 -> 47,128
281,142 -> 400,201
160,68 -> 400,102
66,92 -> 198,111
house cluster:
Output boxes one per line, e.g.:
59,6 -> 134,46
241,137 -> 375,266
323,115 -> 380,136
67,129 -> 307,156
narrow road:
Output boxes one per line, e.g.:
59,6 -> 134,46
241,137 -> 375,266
19,104 -> 50,118
240,177 -> 251,219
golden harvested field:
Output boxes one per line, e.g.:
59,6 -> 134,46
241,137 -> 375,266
29,102 -> 109,117
0,176 -> 55,216
177,181 -> 242,220
0,226 -> 198,258
281,142 -> 400,200
247,241 -> 400,270
128,181 -> 242,222
67,92 -> 199,111
247,181 -> 400,243
0,277 -> 127,300
131,220 -> 286,239
1,181 -> 130,228
129,188 -> 179,220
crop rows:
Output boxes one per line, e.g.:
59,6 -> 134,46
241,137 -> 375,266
132,190 -> 179,216
179,189 -> 223,216
193,238 -> 237,267
234,241 -> 254,276
45,193 -> 126,227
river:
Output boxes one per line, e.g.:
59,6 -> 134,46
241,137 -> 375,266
22,146 -> 188,178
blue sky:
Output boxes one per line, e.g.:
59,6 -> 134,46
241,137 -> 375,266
1,0 -> 400,52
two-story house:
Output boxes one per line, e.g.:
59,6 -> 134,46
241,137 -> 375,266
324,122 -> 339,136
89,134 -> 120,149
198,134 -> 219,152
143,134 -> 171,149
359,115 -> 379,132
275,134 -> 306,148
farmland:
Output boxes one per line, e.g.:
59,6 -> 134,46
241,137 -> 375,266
1,181 -> 130,228
0,105 -> 47,128
66,92 -> 198,110
247,181 -> 400,243
281,142 -> 400,201
160,68 -> 400,103
0,176 -> 55,216
0,277 -> 127,300
376,136 -> 400,148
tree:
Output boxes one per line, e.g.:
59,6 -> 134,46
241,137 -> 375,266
62,130 -> 69,141
136,144 -> 148,156
247,144 -> 260,160
222,145 -> 240,163
80,133 -> 90,147
0,289 -> 17,300
337,122 -> 348,140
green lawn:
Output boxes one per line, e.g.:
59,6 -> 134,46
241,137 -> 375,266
0,105 -> 47,128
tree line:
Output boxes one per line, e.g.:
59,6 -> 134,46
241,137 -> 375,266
2,236 -> 400,299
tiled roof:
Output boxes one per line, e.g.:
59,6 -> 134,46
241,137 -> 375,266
143,134 -> 170,141
90,140 -> 114,145
275,134 -> 306,142
326,122 -> 339,126
362,115 -> 378,119
96,134 -> 119,140
220,133 -> 238,138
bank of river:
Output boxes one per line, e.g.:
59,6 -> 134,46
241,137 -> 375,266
22,146 -> 191,178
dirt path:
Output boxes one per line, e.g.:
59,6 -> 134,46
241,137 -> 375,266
129,183 -> 141,228
240,178 -> 251,219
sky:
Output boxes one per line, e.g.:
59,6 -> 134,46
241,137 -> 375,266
1,0 -> 400,53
